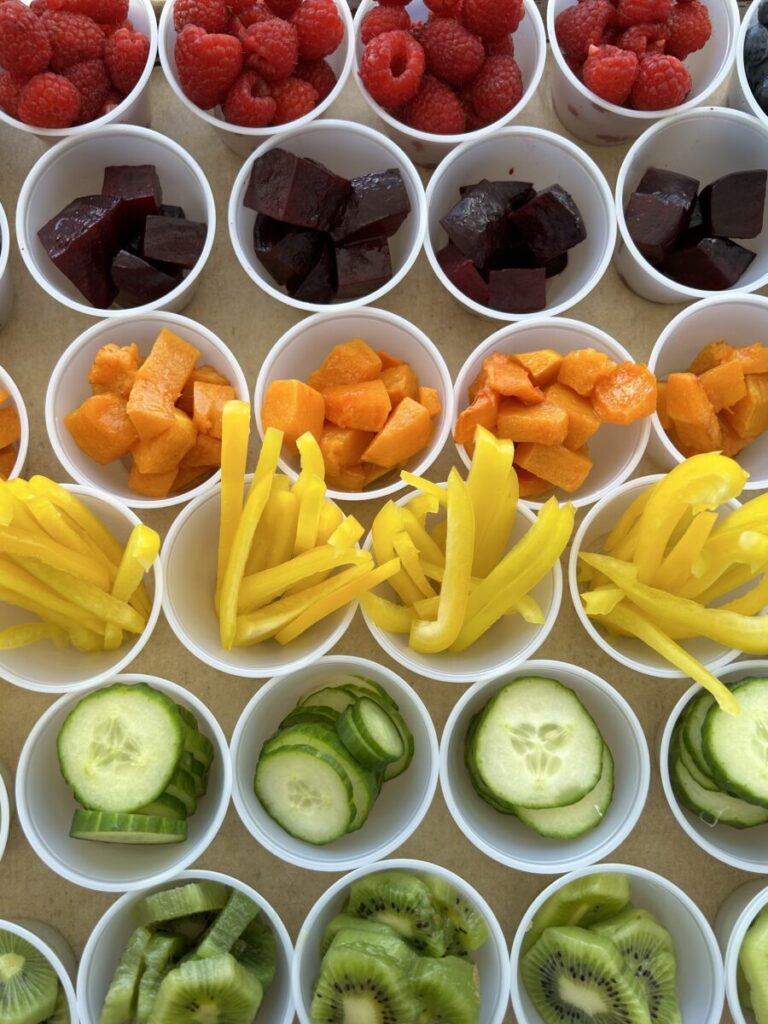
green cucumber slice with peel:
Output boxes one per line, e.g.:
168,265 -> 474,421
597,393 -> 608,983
70,810 -> 187,844
335,698 -> 404,769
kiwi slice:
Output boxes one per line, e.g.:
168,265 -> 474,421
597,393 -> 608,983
327,925 -> 416,968
345,871 -> 448,958
231,916 -> 276,993
421,875 -> 489,953
310,944 -> 419,1024
135,934 -> 187,1024
151,954 -> 263,1024
44,985 -> 70,1024
100,925 -> 152,1024
136,882 -> 229,927
521,926 -> 653,1024
0,930 -> 58,1024
320,915 -> 405,956
521,873 -> 632,955
193,890 -> 260,960
411,955 -> 479,1024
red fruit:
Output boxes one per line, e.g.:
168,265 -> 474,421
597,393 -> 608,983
630,49 -> 690,108
459,88 -> 486,129
229,3 -> 273,36
665,0 -> 711,59
402,72 -> 465,133
360,29 -> 425,106
100,86 -> 122,113
462,0 -> 523,39
29,0 -> 50,14
174,24 -> 243,108
294,57 -> 336,99
291,0 -> 344,59
243,18 -> 298,80
0,1 -> 52,78
104,26 -> 149,94
63,57 -> 111,121
17,70 -> 81,126
420,16 -> 484,85
223,67 -> 276,123
615,21 -> 668,56
470,52 -> 522,121
582,42 -> 638,103
554,0 -> 617,62
485,33 -> 513,55
42,10 -> 105,71
270,73 -> 317,121
173,0 -> 230,33
46,0 -> 128,21
360,4 -> 411,44
425,0 -> 462,15
264,0 -> 301,15
616,0 -> 672,27
0,70 -> 23,118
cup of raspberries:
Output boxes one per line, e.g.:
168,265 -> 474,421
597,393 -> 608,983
353,0 -> 546,168
731,0 -> 768,126
0,0 -> 156,135
158,0 -> 353,156
548,0 -> 739,146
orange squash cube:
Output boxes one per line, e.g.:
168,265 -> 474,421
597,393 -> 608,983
482,353 -> 544,403
320,424 -> 375,476
0,448 -> 17,479
180,434 -> 222,469
177,364 -> 230,415
88,342 -> 141,399
323,379 -> 391,432
380,363 -> 419,407
545,382 -> 600,449
172,464 -> 209,492
128,465 -> 177,498
131,408 -> 197,475
453,388 -> 500,446
362,397 -> 433,469
510,349 -> 563,387
727,344 -> 768,376
723,373 -> 768,440
308,339 -> 383,391
699,359 -> 746,413
192,381 -> 236,439
497,397 -> 569,445
127,330 -> 200,441
516,466 -> 553,499
326,463 -> 367,492
417,386 -> 442,417
514,442 -> 592,493
261,379 -> 325,449
64,394 -> 137,464
688,340 -> 734,375
656,381 -> 671,429
666,372 -> 721,453
376,350 -> 404,370
557,348 -> 617,396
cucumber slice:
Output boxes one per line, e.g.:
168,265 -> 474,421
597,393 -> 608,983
180,753 -> 208,798
323,674 -> 399,711
279,707 -> 340,731
670,756 -> 768,828
339,686 -> 414,782
299,687 -> 357,713
57,683 -> 184,813
176,705 -> 199,731
514,744 -> 615,839
99,925 -> 152,1024
676,729 -> 718,792
183,728 -> 214,771
162,767 -> 198,816
680,690 -> 715,777
70,809 -> 187,844
702,678 -> 768,808
136,881 -> 230,926
336,698 -> 404,770
137,794 -> 188,821
465,712 -> 516,814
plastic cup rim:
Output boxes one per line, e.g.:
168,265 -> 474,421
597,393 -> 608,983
723,883 -> 768,1024
0,199 -> 10,286
0,767 -> 10,863
0,919 -> 78,1023
735,0 -> 768,128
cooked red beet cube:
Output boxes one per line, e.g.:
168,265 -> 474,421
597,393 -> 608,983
662,237 -> 756,290
335,237 -> 392,301
253,214 -> 326,287
288,240 -> 336,304
102,165 -> 162,235
625,191 -> 693,264
141,215 -> 207,270
436,242 -> 490,305
511,185 -> 586,263
111,250 -> 181,307
636,167 -> 699,211
440,182 -> 508,270
542,251 -> 569,277
38,194 -> 122,308
160,204 -> 186,219
244,148 -> 350,232
488,267 -> 547,313
699,170 -> 767,239
330,169 -> 411,244
459,179 -> 535,216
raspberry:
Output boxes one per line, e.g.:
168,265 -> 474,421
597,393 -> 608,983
360,4 -> 411,45
360,30 -> 425,106
420,17 -> 484,85
243,18 -> 298,80
459,89 -> 486,129
615,21 -> 668,56
665,0 -> 711,59
100,85 -> 122,113
630,49 -> 690,108
264,0 -> 301,16
462,0 -> 522,39
29,0 -> 50,14
403,73 -> 465,132
175,24 -> 243,108
270,73 -> 317,121
18,70 -> 81,125
46,0 -> 128,21
582,42 -> 638,103
63,57 -> 111,121
104,26 -> 149,93
616,0 -> 672,28
555,0 -> 617,62
173,0 -> 230,33
424,0 -> 462,16
42,10 -> 105,71
229,3 -> 273,36
0,1 -> 52,78
223,67 -> 276,122
0,70 -> 23,118
291,0 -> 344,60
294,57 -> 336,99
485,33 -> 513,55
99,17 -> 134,35
470,52 -> 522,121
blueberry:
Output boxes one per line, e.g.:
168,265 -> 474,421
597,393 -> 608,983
748,54 -> 768,91
754,73 -> 768,114
759,0 -> 768,27
745,23 -> 768,69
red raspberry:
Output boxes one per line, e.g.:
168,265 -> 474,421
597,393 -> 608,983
462,0 -> 522,39
615,21 -> 668,55
264,0 -> 301,16
229,3 -> 273,36
46,0 -> 128,21
0,70 -> 23,118
425,0 -> 462,15
459,88 -> 486,129
402,73 -> 465,132
360,29 -> 425,106
174,0 -> 230,33
104,26 -> 149,93
100,86 -> 122,113
582,42 -> 638,103
63,57 -> 111,121
485,33 -> 513,55
616,0 -> 672,27
630,49 -> 690,108
420,17 -> 484,85
294,57 -> 336,98
360,4 -> 411,45
270,73 -> 317,121
18,70 -> 81,125
243,19 -> 298,80
0,1 -> 52,78
555,0 -> 617,62
175,24 -> 243,108
42,10 -> 105,71
223,67 -> 276,123
99,17 -> 134,34
665,0 -> 711,59
470,52 -> 522,121
29,0 -> 50,13
291,0 -> 344,59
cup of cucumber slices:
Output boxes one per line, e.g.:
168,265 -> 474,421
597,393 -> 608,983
0,919 -> 78,1024
15,674 -> 232,892
716,878 -> 768,1024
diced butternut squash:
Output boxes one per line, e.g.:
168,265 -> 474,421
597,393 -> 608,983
192,381 -> 236,439
666,372 -> 722,452
557,348 -> 617,396
261,379 -> 325,449
177,364 -> 230,415
516,467 -> 552,499
363,462 -> 391,486
515,442 -> 592,493
496,397 -> 569,445
418,386 -> 442,417
308,339 -> 383,391
180,433 -> 222,469
688,340 -> 734,375
64,394 -> 138,464
719,416 -> 749,457
172,464 -> 208,492
0,406 -> 20,451
127,329 -> 201,441
380,363 -> 418,407
656,381 -> 670,430
128,465 -> 177,498
323,379 -> 391,432
699,358 -> 746,413
377,350 -> 404,370
454,388 -> 500,446
482,353 -> 544,403
723,373 -> 768,439
511,349 -> 563,387
326,464 -> 367,492
132,408 -> 197,475
88,342 -> 141,399
726,343 -> 768,375
320,424 -> 375,476
362,397 -> 433,469
468,368 -> 488,402
0,448 -> 17,480
0,389 -> 10,406
591,363 -> 657,424
545,382 -> 600,450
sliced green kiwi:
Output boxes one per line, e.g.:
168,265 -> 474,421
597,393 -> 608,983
136,882 -> 230,927
521,873 -> 632,955
44,985 -> 70,1024
135,934 -> 187,1024
420,875 -> 489,953
151,954 -> 263,1024
231,916 -> 276,993
411,955 -> 479,1024
345,871 -> 448,957
326,926 -> 416,968
0,929 -> 58,1024
320,915 -> 405,957
194,890 -> 260,960
310,945 -> 419,1024
99,925 -> 152,1024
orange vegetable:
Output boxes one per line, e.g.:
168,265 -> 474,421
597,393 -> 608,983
377,349 -> 404,370
192,381 -> 236,439
0,406 -> 20,451
726,343 -> 768,375
454,387 -> 500,446
308,339 -> 382,391
362,397 -> 433,469
557,348 -> 617,396
723,373 -> 768,440
418,386 -> 442,417
496,397 -> 569,445
179,433 -> 222,469
699,359 -> 746,413
719,417 -> 749,458
132,408 -> 197,475
591,363 -> 657,424
64,394 -> 138,465
127,465 -> 177,499
516,467 -> 552,499
364,463 -> 390,485
88,342 -> 141,399
380,363 -> 418,407
511,349 -> 563,387
515,442 -> 592,493
172,464 -> 208,492
0,449 -> 16,480
0,389 -> 9,406
666,372 -> 722,453
468,368 -> 488,402
656,381 -> 671,430
545,382 -> 600,449
482,353 -> 544,403
323,379 -> 391,432
127,329 -> 200,441
326,463 -> 367,492
261,379 -> 325,449
319,424 -> 375,476
688,340 -> 734,375
177,364 -> 230,415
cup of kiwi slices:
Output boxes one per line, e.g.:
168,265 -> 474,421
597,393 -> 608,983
0,919 -> 77,1024
716,878 -> 768,1024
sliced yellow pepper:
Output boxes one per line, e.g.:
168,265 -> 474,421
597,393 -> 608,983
372,502 -> 424,607
0,526 -> 110,590
652,511 -> 718,592
581,586 -> 625,617
406,493 -> 439,526
318,502 -> 345,543
0,558 -> 105,634
400,472 -> 447,505
103,524 -> 160,651
328,515 -> 363,549
238,546 -> 369,613
0,621 -> 68,650
0,585 -> 101,652
360,591 -> 415,633
251,427 -> 283,494
694,564 -> 768,606
604,481 -> 658,553
296,431 -> 325,480
467,426 -> 517,578
27,477 -> 123,566
293,475 -> 326,556
692,530 -> 768,578
264,491 -> 300,570
245,477 -> 291,575
709,493 -> 768,539
219,472 -> 272,649
216,400 -> 251,603
393,531 -> 435,599
397,506 -> 445,568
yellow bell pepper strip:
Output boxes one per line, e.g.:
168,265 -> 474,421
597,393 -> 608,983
397,506 -> 446,568
284,508 -> 359,596
293,475 -> 326,556
410,469 -> 474,654
604,481 -> 659,553
103,524 -> 160,651
708,493 -> 768,538
392,531 -> 435,598
216,400 -> 251,605
245,477 -> 291,575
406,493 -> 439,526
652,511 -> 719,592
360,590 -> 415,633
692,531 -> 768,578
467,426 -> 517,578
0,557 -> 106,634
5,480 -> 53,536
328,515 -> 363,549
296,431 -> 325,480
400,472 -> 447,506
693,564 -> 768,606
25,494 -> 96,558
0,526 -> 110,590
513,594 -> 545,625
238,546 -> 369,613
581,586 -> 625,617
251,427 -> 283,495
430,520 -> 448,550
0,621 -> 69,650
372,502 -> 424,607
318,502 -> 345,543
662,575 -> 768,641
219,472 -> 272,649
0,484 -> 13,527
275,558 -> 401,645
0,584 -> 101,651
413,595 -> 439,618
27,477 -> 124,567
263,491 -> 300,570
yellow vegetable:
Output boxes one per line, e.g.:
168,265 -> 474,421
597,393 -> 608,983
393,531 -> 435,599
467,426 -> 517,577
360,591 -> 415,633
216,400 -> 251,603
238,546 -> 368,613
245,477 -> 291,575
293,475 -> 325,555
219,473 -> 272,649
103,524 -> 160,651
0,621 -> 69,650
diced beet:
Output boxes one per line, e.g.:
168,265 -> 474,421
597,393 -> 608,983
543,251 -> 569,278
330,168 -> 411,244
244,148 -> 351,232
511,185 -> 586,263
141,215 -> 207,270
160,204 -> 186,219
436,242 -> 490,305
253,214 -> 325,287
662,237 -> 756,290
102,165 -> 162,235
488,267 -> 547,313
440,182 -> 508,270
459,179 -> 535,215
288,239 -> 336,304
636,167 -> 699,212
38,195 -> 122,308
699,170 -> 767,239
625,191 -> 692,264
335,237 -> 392,301
111,250 -> 181,307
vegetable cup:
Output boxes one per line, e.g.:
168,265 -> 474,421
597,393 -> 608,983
16,125 -> 216,320
510,864 -> 725,1024
0,920 -> 78,1024
46,312 -> 249,510
77,869 -> 294,1024
15,674 -> 232,893
615,107 -> 768,304
715,878 -> 768,1024
0,199 -> 13,331
292,858 -> 511,1024
253,308 -> 453,503
452,318 -> 650,509
0,761 -> 12,864
424,127 -> 616,322
0,366 -> 29,482
228,119 -> 426,314
727,0 -> 768,130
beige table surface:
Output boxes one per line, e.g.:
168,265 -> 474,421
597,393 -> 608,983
0,51 -> 758,1023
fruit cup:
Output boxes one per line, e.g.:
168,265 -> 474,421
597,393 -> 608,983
424,127 -> 616,322
0,199 -> 13,331
547,0 -> 739,146
510,864 -> 725,1024
0,920 -> 78,1023
727,0 -> 768,129
0,761 -> 12,864
352,0 -> 546,169
292,858 -> 511,1024
715,879 -> 768,1024
77,869 -> 295,1024
0,365 -> 30,481
16,124 -> 215,320
615,106 -> 768,304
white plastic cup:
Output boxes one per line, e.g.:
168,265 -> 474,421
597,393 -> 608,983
0,920 -> 78,1022
453,317 -> 650,508
716,879 -> 768,1024
615,107 -> 768,304
45,311 -> 248,511
548,0 -> 739,146
15,673 -> 232,893
352,0 -> 546,169
158,0 -> 354,158
0,761 -> 13,864
292,858 -> 511,1024
361,487 -> 562,684
77,869 -> 294,1024
424,128 -> 616,322
0,199 -> 13,330
229,119 -> 426,314
0,365 -> 30,481
16,125 -> 216,320
510,863 -> 725,1024
659,661 -> 768,874
440,659 -> 650,874
231,655 -> 439,871
0,0 -> 158,145
647,293 -> 768,490
253,308 -> 453,503
727,0 -> 768,127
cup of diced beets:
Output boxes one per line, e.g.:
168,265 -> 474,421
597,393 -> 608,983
352,0 -> 546,169
728,0 -> 768,128
229,118 -> 426,313
0,0 -> 157,142
547,0 -> 738,146
0,200 -> 13,332
424,126 -> 616,322
16,124 -> 215,319
157,0 -> 353,158
615,106 -> 768,304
